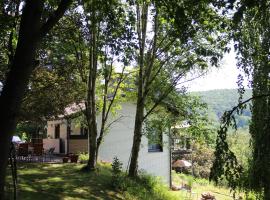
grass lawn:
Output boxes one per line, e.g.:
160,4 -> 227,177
5,163 -> 243,200
6,163 -> 124,200
172,172 -> 244,200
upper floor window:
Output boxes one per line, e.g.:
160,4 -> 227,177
80,127 -> 88,136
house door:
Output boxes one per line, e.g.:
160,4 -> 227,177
60,139 -> 65,154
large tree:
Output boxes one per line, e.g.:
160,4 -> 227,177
47,1 -> 134,170
83,0 -> 135,170
210,1 -> 270,199
0,0 -> 71,197
128,0 -> 228,177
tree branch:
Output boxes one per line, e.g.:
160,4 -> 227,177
143,71 -> 185,121
39,0 -> 72,39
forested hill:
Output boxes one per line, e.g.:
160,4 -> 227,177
191,89 -> 252,128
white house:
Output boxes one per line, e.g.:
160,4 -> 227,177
43,103 -> 171,185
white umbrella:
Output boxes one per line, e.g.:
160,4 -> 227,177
12,136 -> 22,143
172,159 -> 192,168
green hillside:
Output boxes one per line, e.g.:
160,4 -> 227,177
191,89 -> 252,128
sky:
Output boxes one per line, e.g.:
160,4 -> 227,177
184,51 -> 247,92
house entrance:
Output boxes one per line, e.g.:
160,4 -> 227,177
60,139 -> 65,154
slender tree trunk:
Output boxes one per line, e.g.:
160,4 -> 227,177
96,75 -> 108,161
87,85 -> 97,170
96,126 -> 105,161
128,99 -> 145,176
128,2 -> 148,177
87,122 -> 97,170
0,1 -> 44,197
86,2 -> 98,170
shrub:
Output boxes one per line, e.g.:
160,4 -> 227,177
78,152 -> 88,164
111,157 -> 123,189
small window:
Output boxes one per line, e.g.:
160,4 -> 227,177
148,130 -> 163,152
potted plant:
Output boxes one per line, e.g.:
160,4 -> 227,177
69,154 -> 79,163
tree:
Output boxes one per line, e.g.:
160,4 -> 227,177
128,0 -> 228,177
48,1 -> 134,170
0,0 -> 71,197
210,1 -> 270,199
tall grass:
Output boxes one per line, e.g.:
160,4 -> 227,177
117,173 -> 184,200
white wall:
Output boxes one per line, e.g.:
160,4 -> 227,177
43,138 -> 60,153
46,119 -> 68,154
98,103 -> 170,185
47,119 -> 67,139
46,103 -> 171,185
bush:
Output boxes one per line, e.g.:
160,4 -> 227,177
109,163 -> 183,200
78,152 -> 88,164
183,143 -> 214,179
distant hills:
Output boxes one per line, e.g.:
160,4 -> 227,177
191,89 -> 252,128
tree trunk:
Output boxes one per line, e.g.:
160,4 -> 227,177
0,1 -> 44,197
128,98 -> 144,177
128,2 -> 148,177
96,129 -> 104,161
87,122 -> 97,170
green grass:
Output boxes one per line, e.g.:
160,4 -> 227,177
5,163 -> 183,200
5,163 -> 248,200
7,163 -> 124,200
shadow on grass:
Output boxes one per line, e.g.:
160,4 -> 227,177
6,163 -> 124,200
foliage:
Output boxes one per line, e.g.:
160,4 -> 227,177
15,122 -> 40,139
209,1 -> 270,199
78,152 -> 89,164
227,130 -> 251,169
128,0 -> 230,176
20,66 -> 79,122
185,144 -> 215,179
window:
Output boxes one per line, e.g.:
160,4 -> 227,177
80,127 -> 88,136
148,130 -> 163,152
55,124 -> 60,139
69,122 -> 88,139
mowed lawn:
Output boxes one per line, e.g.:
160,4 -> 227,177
6,163 -> 124,200
5,163 -> 241,200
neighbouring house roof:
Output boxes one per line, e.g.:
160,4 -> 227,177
58,102 -> 85,118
